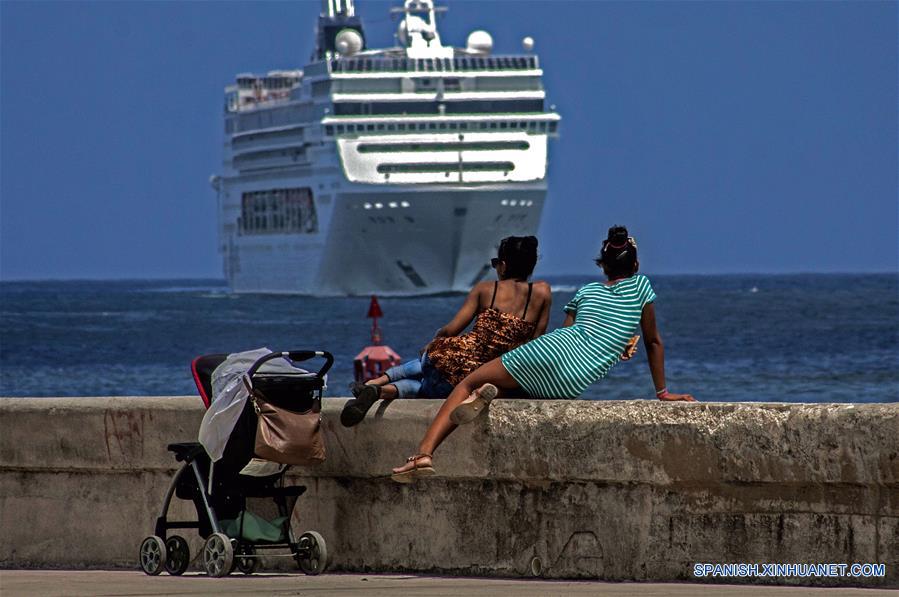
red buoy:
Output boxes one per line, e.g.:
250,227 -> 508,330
366,295 -> 384,319
353,296 -> 401,382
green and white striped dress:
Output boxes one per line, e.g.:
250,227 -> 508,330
501,274 -> 657,398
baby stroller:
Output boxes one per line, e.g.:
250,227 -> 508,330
138,350 -> 332,577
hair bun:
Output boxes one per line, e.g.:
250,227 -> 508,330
523,235 -> 538,249
607,225 -> 629,244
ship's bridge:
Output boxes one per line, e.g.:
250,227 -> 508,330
311,0 -> 560,184
319,51 -> 559,184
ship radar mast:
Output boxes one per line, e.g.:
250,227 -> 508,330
315,0 -> 366,60
323,0 -> 355,17
392,0 -> 452,58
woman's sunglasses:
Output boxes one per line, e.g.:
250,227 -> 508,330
490,258 -> 502,268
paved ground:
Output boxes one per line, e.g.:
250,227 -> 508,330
0,571 -> 894,597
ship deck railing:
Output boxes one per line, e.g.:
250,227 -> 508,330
328,55 -> 540,75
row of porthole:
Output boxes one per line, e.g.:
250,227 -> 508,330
501,199 -> 535,206
363,201 -> 412,210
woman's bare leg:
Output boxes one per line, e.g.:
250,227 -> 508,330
417,358 -> 519,456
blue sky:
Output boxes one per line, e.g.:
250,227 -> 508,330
1,0 -> 896,279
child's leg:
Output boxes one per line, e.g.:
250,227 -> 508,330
343,358 -> 426,427
353,357 -> 423,400
377,357 -> 423,385
391,378 -> 422,399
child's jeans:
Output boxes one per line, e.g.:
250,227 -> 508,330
384,353 -> 454,398
384,357 -> 423,398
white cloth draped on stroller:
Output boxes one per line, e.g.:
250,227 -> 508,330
199,347 -> 307,463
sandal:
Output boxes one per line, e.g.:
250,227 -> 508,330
340,383 -> 381,427
390,453 -> 435,484
449,383 -> 498,425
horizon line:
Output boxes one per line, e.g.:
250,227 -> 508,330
1,270 -> 897,284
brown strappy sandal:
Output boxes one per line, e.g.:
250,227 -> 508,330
390,453 -> 435,484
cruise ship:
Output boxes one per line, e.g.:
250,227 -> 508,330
211,0 -> 560,295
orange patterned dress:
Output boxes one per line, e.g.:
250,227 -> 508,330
426,282 -> 537,386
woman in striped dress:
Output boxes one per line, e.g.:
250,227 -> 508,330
391,225 -> 695,482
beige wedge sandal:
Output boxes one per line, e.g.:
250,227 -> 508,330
449,383 -> 498,425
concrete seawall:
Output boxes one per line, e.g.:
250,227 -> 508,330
0,396 -> 896,587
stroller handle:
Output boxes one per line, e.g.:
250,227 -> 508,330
245,350 -> 334,380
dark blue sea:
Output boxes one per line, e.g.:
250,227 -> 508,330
1,275 -> 897,403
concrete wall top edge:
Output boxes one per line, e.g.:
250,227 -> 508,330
1,397 -> 897,486
0,396 -> 201,411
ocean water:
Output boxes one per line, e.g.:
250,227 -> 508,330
1,275 -> 897,403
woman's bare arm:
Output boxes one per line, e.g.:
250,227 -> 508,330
562,312 -> 575,327
639,302 -> 695,402
640,303 -> 666,390
434,284 -> 483,338
533,283 -> 552,337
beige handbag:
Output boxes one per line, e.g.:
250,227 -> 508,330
244,376 -> 326,466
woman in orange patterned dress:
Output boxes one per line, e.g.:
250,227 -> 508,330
340,236 -> 552,427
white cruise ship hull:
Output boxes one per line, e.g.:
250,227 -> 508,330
226,183 -> 546,295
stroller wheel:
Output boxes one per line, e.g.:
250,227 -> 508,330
203,532 -> 234,577
295,531 -> 328,575
235,544 -> 258,575
164,535 -> 190,576
138,535 -> 167,576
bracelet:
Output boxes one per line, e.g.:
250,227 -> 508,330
655,387 -> 669,398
